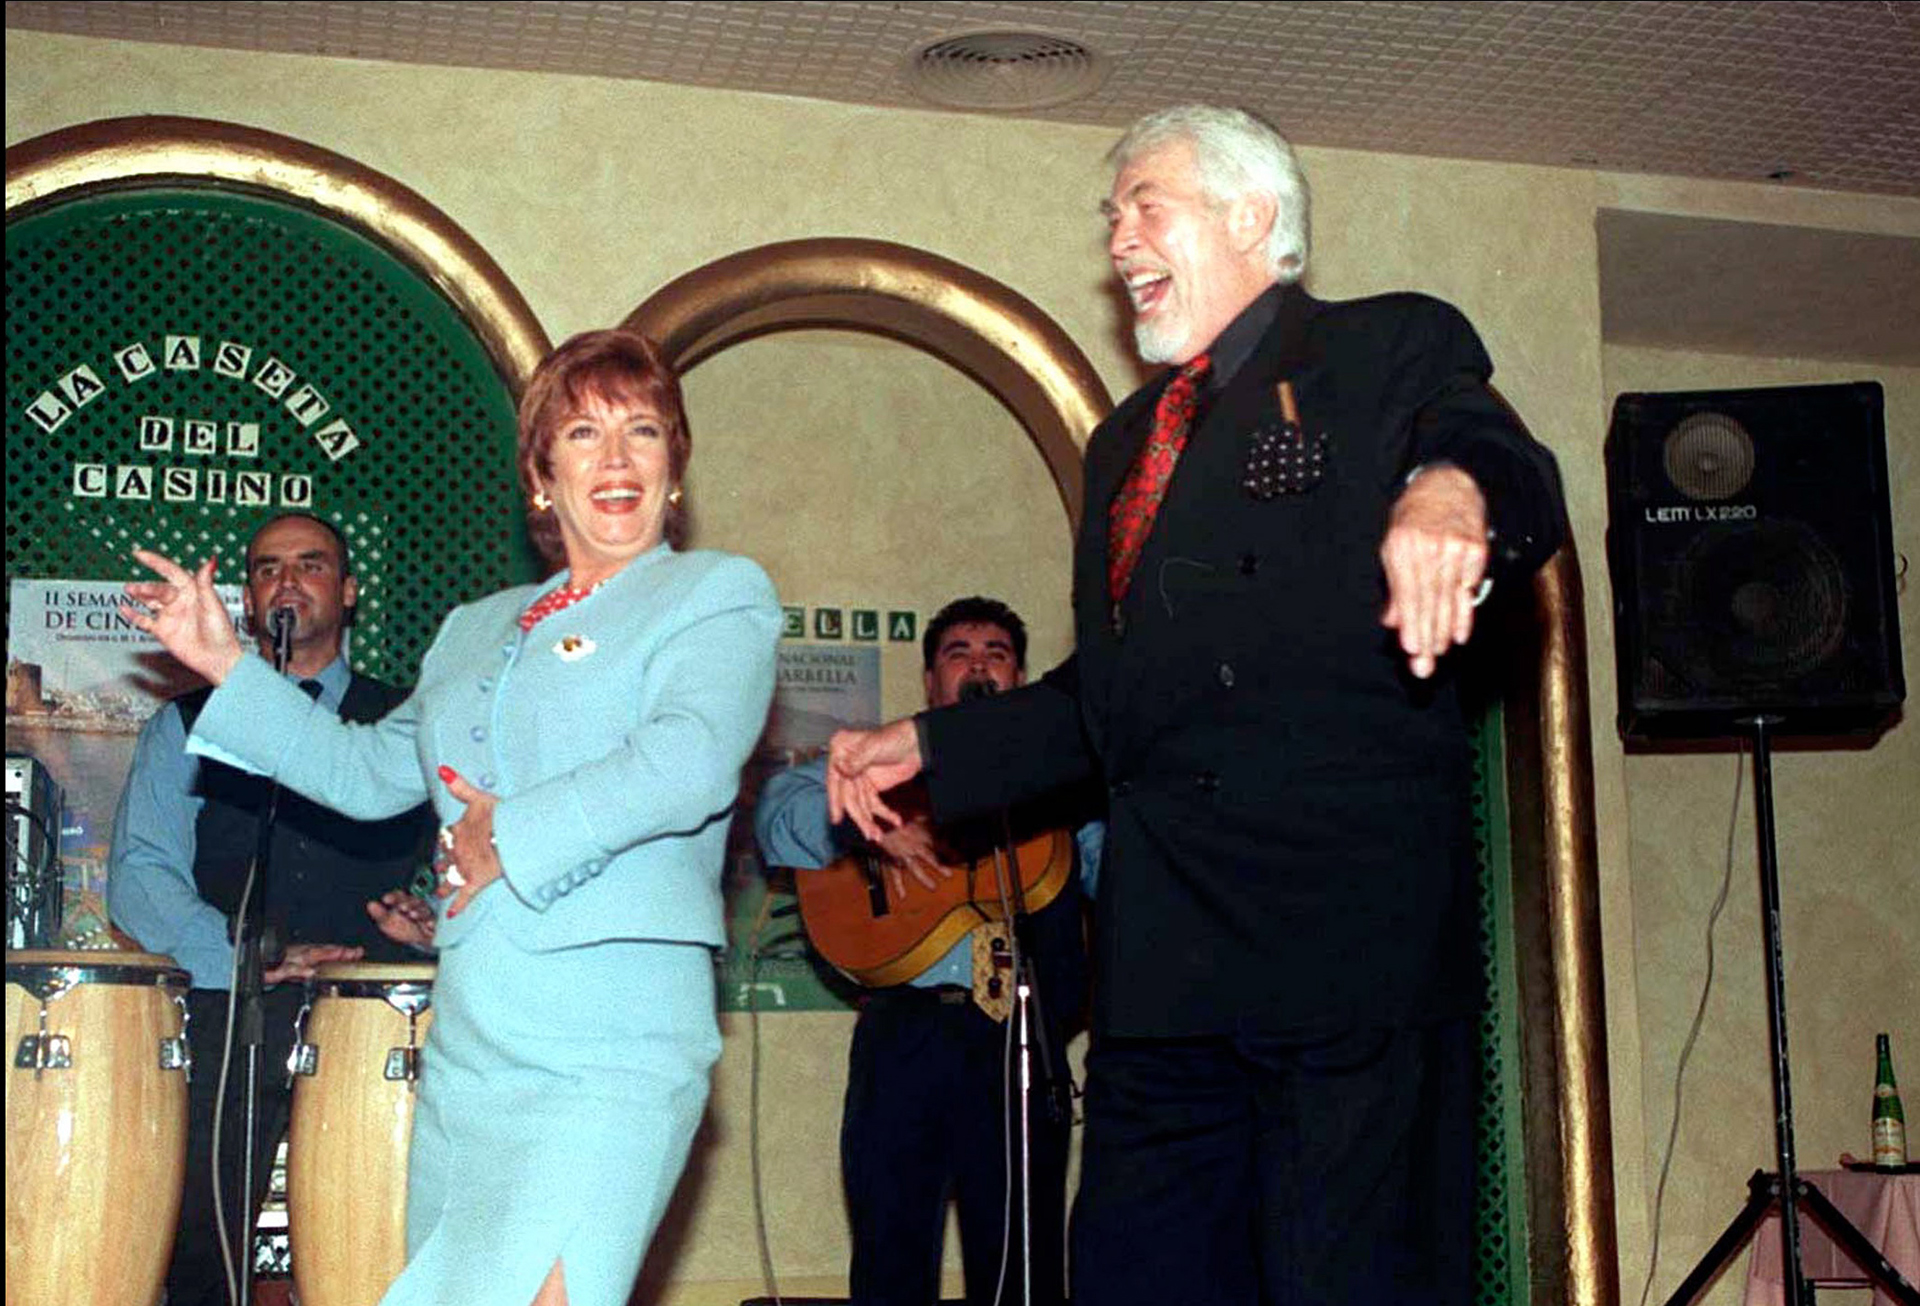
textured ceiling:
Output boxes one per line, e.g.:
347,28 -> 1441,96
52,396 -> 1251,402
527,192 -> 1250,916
7,0 -> 1919,197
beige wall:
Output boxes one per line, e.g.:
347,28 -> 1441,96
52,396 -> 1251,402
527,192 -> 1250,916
9,28 -> 1918,1306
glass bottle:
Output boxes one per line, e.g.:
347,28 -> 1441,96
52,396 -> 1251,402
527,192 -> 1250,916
1872,1033 -> 1907,1167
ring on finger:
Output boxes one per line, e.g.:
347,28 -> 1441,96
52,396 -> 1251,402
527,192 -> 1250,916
437,826 -> 455,851
444,862 -> 467,888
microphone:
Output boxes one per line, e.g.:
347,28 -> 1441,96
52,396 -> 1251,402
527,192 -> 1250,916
958,678 -> 998,703
268,606 -> 296,670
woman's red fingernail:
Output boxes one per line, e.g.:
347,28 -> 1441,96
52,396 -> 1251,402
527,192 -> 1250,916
437,765 -> 457,784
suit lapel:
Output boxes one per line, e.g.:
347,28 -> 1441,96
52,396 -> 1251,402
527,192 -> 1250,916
1205,284 -> 1319,437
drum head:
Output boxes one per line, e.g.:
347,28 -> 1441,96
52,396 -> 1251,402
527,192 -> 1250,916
6,948 -> 184,970
310,961 -> 437,984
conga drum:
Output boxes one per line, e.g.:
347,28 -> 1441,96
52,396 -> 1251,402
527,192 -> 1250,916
287,961 -> 434,1306
5,949 -> 191,1306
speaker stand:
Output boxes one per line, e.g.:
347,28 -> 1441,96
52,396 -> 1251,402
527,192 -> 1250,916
1662,719 -> 1920,1306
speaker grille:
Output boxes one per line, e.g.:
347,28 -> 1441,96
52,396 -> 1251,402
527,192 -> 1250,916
1669,520 -> 1849,686
1662,411 -> 1755,500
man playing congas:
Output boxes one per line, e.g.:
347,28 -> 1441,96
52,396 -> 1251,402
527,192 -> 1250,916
106,512 -> 436,1306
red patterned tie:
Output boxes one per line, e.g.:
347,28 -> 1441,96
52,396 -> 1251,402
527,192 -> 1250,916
1108,353 -> 1212,603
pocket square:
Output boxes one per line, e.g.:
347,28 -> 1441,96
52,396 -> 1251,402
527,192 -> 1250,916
1244,380 -> 1329,499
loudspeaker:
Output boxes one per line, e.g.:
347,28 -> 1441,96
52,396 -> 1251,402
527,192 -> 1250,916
1605,381 -> 1904,739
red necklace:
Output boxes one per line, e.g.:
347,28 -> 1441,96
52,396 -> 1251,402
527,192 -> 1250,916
518,579 -> 604,632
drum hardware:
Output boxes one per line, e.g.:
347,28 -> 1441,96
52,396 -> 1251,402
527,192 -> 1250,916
7,957 -> 202,996
386,1044 -> 420,1082
13,978 -> 71,1070
9,963 -> 74,1003
14,1010 -> 71,1071
289,980 -> 429,1082
289,992 -> 318,1079
385,984 -> 430,1084
163,992 -> 192,1075
9,971 -> 194,1073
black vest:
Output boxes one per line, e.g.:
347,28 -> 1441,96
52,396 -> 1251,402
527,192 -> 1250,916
177,673 -> 433,961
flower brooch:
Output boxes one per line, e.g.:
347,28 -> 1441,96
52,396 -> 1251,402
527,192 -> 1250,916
553,634 -> 597,662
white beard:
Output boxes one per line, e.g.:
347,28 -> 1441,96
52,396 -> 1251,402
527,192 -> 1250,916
1132,312 -> 1187,364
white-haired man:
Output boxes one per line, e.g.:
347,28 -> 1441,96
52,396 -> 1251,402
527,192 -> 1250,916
828,105 -> 1565,1305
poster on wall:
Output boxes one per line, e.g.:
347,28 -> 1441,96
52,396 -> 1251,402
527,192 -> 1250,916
5,578 -> 244,947
717,642 -> 884,1014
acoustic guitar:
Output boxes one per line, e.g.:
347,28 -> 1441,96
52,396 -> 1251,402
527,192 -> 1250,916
790,795 -> 1074,987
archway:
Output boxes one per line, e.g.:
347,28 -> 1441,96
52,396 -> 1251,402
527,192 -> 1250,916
626,237 -> 1112,532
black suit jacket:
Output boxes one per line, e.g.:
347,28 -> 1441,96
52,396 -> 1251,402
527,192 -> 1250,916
924,286 -> 1565,1038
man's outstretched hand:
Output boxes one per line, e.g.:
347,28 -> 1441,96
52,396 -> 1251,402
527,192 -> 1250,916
825,717 -> 924,842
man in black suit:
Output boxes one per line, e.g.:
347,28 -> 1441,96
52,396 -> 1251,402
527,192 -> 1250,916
826,105 -> 1564,1305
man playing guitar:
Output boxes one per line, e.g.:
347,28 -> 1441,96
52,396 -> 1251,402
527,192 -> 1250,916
755,596 -> 1101,1306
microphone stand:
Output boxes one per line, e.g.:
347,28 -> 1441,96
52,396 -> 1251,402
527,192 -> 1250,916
993,815 -> 1071,1306
993,829 -> 1035,1306
958,676 -> 1070,1306
227,610 -> 295,1306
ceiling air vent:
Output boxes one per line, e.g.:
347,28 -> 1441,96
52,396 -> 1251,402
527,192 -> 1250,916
906,31 -> 1109,111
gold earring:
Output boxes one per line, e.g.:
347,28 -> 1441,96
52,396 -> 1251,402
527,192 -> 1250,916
531,491 -> 552,512
668,487 -> 684,506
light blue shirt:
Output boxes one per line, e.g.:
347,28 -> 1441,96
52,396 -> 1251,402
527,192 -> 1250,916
753,755 -> 1103,987
105,656 -> 352,989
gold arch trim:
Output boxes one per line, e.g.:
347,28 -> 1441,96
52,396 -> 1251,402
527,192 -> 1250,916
627,239 -> 1613,1306
5,115 -> 551,394
1536,551 -> 1620,1306
625,237 -> 1112,530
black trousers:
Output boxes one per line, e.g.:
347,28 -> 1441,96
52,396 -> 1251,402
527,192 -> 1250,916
1069,1020 -> 1475,1306
166,986 -> 304,1306
842,985 -> 1074,1306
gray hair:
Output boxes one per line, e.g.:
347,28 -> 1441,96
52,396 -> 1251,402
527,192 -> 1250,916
1108,105 -> 1311,284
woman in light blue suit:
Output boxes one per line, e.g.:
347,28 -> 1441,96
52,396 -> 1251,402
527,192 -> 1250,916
124,330 -> 781,1306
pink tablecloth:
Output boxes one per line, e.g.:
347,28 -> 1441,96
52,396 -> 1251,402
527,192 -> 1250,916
1744,1169 -> 1920,1306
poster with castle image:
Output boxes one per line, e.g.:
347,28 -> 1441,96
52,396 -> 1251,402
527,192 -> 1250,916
6,578 -> 245,947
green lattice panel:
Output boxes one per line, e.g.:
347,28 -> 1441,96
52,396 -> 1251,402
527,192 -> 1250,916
1470,702 -> 1532,1306
6,186 -> 535,684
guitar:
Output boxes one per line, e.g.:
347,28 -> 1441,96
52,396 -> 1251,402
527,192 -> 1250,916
789,797 -> 1074,988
